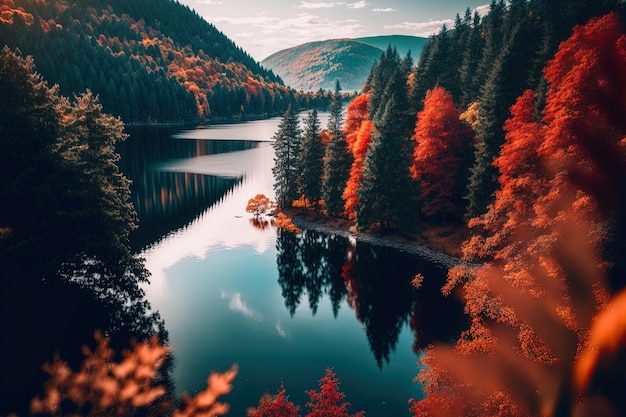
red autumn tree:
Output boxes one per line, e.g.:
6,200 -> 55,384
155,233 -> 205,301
305,368 -> 364,417
343,120 -> 373,219
410,86 -> 470,222
250,384 -> 301,417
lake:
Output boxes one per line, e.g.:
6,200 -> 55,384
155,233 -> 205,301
120,115 -> 464,416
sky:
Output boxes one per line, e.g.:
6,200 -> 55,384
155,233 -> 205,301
176,0 -> 492,60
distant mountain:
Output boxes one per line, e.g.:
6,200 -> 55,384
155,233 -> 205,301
261,35 -> 427,92
0,0 -> 307,123
261,39 -> 381,92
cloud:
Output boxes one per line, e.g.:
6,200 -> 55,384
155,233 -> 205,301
297,1 -> 345,8
210,13 -> 279,26
347,1 -> 368,8
384,18 -> 453,37
196,0 -> 223,4
275,322 -> 288,338
222,291 -> 262,321
209,12 -> 367,59
372,7 -> 396,12
379,3 -> 491,38
474,4 -> 491,17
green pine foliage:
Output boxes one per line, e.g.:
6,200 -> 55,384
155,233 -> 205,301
299,109 -> 325,210
322,81 -> 352,216
0,46 -> 163,339
273,105 -> 303,208
458,11 -> 484,108
356,95 -> 417,232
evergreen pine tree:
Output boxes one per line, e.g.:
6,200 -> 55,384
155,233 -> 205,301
356,95 -> 416,232
459,11 -> 484,108
412,24 -> 460,110
322,80 -> 352,216
272,104 -> 302,208
299,109 -> 325,210
0,46 -> 63,250
368,46 -> 402,121
474,0 -> 506,90
465,14 -> 541,220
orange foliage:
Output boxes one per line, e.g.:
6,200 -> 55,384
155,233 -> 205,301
29,332 -> 237,417
415,11 -> 626,417
342,120 -> 373,219
343,93 -> 370,152
246,194 -> 276,218
411,86 -> 468,220
320,130 -> 331,147
30,332 -> 168,416
0,4 -> 34,25
341,89 -> 373,220
274,212 -> 300,234
38,16 -> 51,32
173,365 -> 238,417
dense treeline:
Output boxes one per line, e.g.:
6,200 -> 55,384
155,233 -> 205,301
0,0 -> 331,124
275,0 -> 621,233
272,0 -> 626,415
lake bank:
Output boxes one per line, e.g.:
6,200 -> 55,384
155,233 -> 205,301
284,208 -> 468,269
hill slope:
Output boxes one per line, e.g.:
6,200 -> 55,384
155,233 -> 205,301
261,39 -> 382,92
261,35 -> 427,92
0,0 -> 300,123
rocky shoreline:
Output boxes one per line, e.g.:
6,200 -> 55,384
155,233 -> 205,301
290,216 -> 462,269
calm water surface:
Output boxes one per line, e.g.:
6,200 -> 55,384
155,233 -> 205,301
120,115 -> 463,416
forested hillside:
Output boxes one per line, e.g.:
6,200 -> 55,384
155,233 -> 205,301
261,39 -> 382,92
271,0 -> 626,415
0,0 -> 314,123
261,35 -> 426,92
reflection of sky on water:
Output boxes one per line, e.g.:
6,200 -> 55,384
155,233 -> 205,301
172,118 -> 283,141
141,141 -> 276,300
157,144 -> 270,178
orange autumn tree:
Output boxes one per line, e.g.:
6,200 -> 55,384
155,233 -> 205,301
246,194 -> 276,218
342,93 -> 372,219
410,86 -> 471,222
343,93 -> 370,152
414,11 -> 626,417
343,119 -> 374,220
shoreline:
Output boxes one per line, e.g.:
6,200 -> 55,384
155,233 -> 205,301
287,212 -> 464,269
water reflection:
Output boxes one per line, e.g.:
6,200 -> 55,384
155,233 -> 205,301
275,229 -> 465,367
131,172 -> 240,250
125,120 -> 465,416
118,127 -> 262,249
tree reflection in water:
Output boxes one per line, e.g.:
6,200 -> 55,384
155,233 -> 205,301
275,229 -> 466,367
